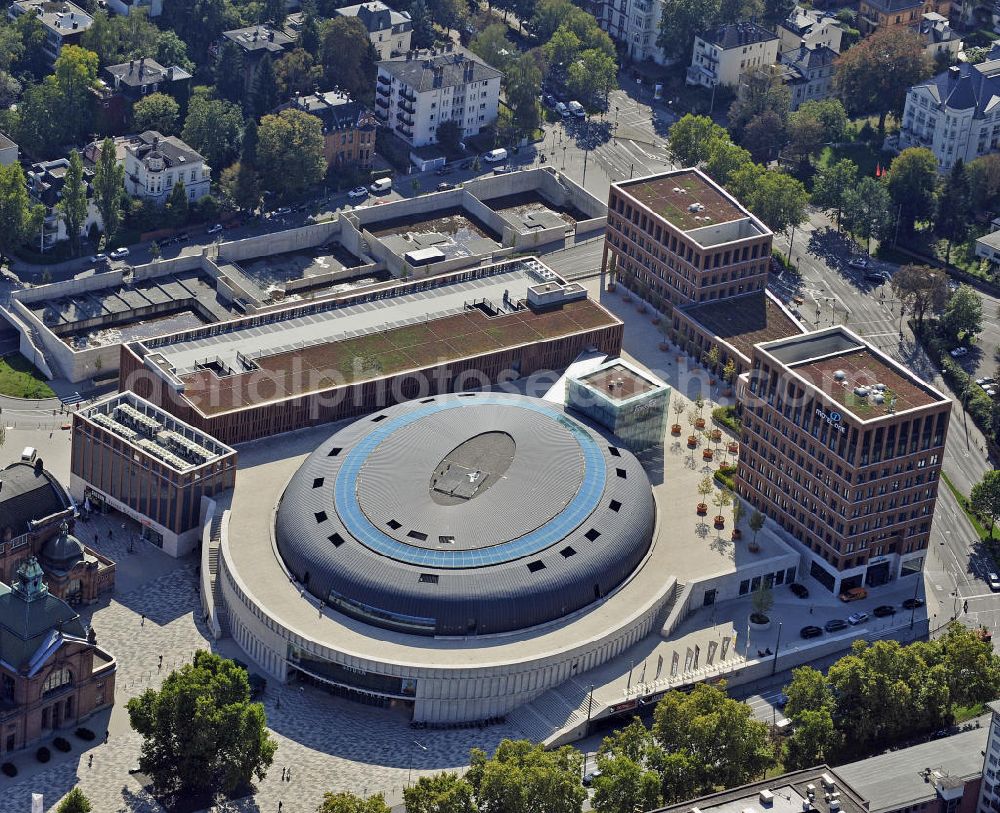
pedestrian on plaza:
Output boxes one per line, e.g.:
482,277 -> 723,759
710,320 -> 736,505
158,654 -> 163,669
287,768 -> 292,782
140,613 -> 145,627
809,606 -> 813,614
281,767 -> 286,781
88,754 -> 93,768
109,529 -> 113,540
279,803 -> 283,812
104,730 -> 109,744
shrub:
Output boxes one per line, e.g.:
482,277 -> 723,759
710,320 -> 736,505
1,762 -> 16,777
53,737 -> 71,752
712,405 -> 741,433
715,463 -> 737,490
36,747 -> 50,763
74,727 -> 96,741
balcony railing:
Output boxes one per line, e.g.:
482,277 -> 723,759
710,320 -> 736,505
375,97 -> 389,109
401,89 -> 416,103
376,85 -> 390,98
377,74 -> 390,85
396,112 -> 414,126
400,100 -> 415,114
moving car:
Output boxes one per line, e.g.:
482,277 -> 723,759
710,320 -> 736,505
848,256 -> 870,269
483,148 -> 508,164
206,223 -> 223,234
848,611 -> 869,625
788,583 -> 809,599
109,247 -> 129,260
825,619 -> 848,632
902,597 -> 925,610
949,347 -> 969,357
988,572 -> 1000,591
839,586 -> 867,602
873,605 -> 896,617
369,177 -> 392,194
436,182 -> 455,191
348,186 -> 368,199
800,625 -> 823,639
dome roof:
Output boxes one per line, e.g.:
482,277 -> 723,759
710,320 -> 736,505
39,522 -> 85,572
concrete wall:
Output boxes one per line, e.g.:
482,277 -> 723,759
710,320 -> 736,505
281,262 -> 380,294
575,216 -> 607,239
218,221 -> 341,263
512,225 -> 570,251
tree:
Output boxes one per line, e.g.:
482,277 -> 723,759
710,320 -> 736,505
466,739 -> 585,813
890,265 -> 948,327
165,179 -> 189,227
784,708 -> 843,770
241,116 -> 259,167
507,54 -> 542,136
835,27 -> 932,132
471,24 -> 514,71
887,147 -> 939,234
93,137 -> 125,245
161,0 -> 236,72
436,118 -> 463,151
763,0 -> 794,22
127,651 -> 276,802
936,159 -> 972,264
182,97 -> 244,169
531,0 -> 576,39
567,49 -> 617,111
667,114 -> 729,166
133,92 -> 180,135
275,48 -> 323,98
0,71 -> 21,108
786,99 -> 847,167
928,622 -> 1000,708
971,470 -> 1000,535
744,170 -> 809,235
320,17 -> 377,105
317,791 -> 392,813
657,0 -> 721,62
257,108 -> 326,196
431,0 -> 468,32
592,756 -> 662,813
749,508 -> 765,545
52,45 -> 99,143
409,0 -> 435,49
12,11 -> 49,80
265,0 -> 286,25
404,772 -> 478,813
156,31 -> 195,74
783,666 -> 835,721
220,161 -> 261,212
15,80 -> 65,157
969,153 -> 1000,213
56,789 -> 93,813
729,66 -> 790,144
741,110 -> 787,163
704,138 -> 754,187
751,582 -> 773,619
842,176 -> 893,253
58,151 -> 89,257
652,682 -> 775,793
252,54 -> 279,117
0,163 -> 43,256
811,158 -> 858,229
214,40 -> 246,105
941,284 -> 984,342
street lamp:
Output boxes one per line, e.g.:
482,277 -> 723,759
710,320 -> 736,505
407,739 -> 428,787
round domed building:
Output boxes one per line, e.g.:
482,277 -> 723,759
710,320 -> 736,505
219,393 -> 676,724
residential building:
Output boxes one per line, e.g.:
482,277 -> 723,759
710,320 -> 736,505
686,22 -> 780,89
376,47 -> 501,147
279,90 -> 378,169
104,0 -> 162,16
977,701 -> 1000,813
737,326 -> 952,595
591,0 -> 665,64
121,131 -> 211,205
7,0 -> 93,65
0,557 -> 116,756
92,58 -> 192,134
219,24 -> 294,92
335,1 -> 412,59
0,461 -> 115,605
976,226 -> 1000,270
858,0 -> 949,34
917,12 -> 962,63
603,168 -> 773,309
27,157 -> 103,251
70,393 -> 238,557
0,133 -> 17,167
898,51 -> 1000,170
776,6 -> 844,53
780,41 -> 838,110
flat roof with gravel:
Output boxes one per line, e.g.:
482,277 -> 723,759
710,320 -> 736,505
680,291 -> 803,362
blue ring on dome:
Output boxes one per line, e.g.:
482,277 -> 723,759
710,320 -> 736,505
333,395 -> 606,568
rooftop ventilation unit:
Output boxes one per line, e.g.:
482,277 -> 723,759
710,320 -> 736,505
853,386 -> 870,398
759,790 -> 774,805
833,369 -> 846,381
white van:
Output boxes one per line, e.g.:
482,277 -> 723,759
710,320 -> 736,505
568,100 -> 586,118
483,148 -> 508,164
369,177 -> 392,194
20,447 -> 36,463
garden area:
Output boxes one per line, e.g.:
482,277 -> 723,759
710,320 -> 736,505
0,355 -> 54,398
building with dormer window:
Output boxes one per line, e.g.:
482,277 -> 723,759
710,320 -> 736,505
335,1 -> 412,60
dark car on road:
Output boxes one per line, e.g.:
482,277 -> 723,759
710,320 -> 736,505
902,597 -> 925,610
825,619 -> 848,632
800,625 -> 823,639
789,583 -> 809,599
873,605 -> 896,617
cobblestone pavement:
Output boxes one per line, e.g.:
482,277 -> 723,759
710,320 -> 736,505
0,511 -> 521,813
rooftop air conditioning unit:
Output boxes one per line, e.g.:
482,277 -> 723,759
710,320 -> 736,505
833,370 -> 846,381
759,790 -> 774,805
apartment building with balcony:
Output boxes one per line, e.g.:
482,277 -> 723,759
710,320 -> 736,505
603,168 -> 773,308
335,1 -> 412,60
7,0 -> 93,66
375,47 -> 501,147
591,0 -> 665,64
898,52 -> 1000,170
737,326 -> 952,596
687,21 -> 780,88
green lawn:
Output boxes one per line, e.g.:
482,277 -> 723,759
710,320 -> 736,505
942,472 -> 1000,544
0,355 -> 55,399
817,143 -> 885,181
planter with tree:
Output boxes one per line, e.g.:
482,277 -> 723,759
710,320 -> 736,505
671,396 -> 685,435
704,345 -> 721,384
712,487 -> 731,530
731,497 -> 744,541
722,358 -> 737,397
749,508 -> 765,552
749,582 -> 773,629
694,396 -> 706,430
696,476 -> 712,515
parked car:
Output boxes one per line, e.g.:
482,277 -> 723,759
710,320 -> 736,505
788,583 -> 809,599
865,271 -> 890,284
825,618 -> 848,632
902,597 -> 925,610
568,100 -> 586,118
776,692 -> 789,707
555,102 -> 570,118
848,256 -> 870,269
977,377 -> 995,387
206,223 -> 223,234
986,387 -> 998,398
370,177 -> 392,194
839,586 -> 867,602
348,186 -> 368,199
582,770 -> 602,787
109,247 -> 129,260
848,611 -> 870,625
950,347 -> 969,357
492,165 -> 512,174
988,572 -> 1000,591
90,253 -> 108,265
873,605 -> 896,617
436,182 -> 455,191
543,93 -> 556,108
800,625 -> 823,639
483,148 -> 508,164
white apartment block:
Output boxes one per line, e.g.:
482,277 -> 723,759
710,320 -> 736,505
120,131 -> 211,205
777,6 -> 844,53
899,51 -> 1000,171
375,47 -> 501,147
336,1 -> 412,60
593,0 -> 666,64
7,0 -> 93,65
687,22 -> 780,88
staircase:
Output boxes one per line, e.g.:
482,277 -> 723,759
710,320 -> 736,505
205,508 -> 230,638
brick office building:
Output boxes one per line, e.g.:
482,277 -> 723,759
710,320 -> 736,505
736,327 -> 952,595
